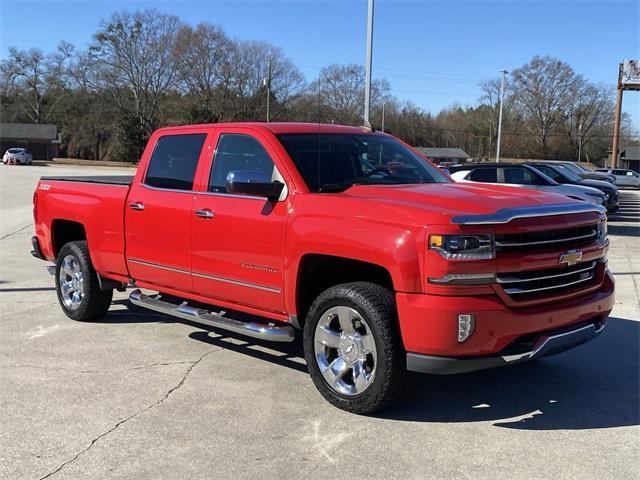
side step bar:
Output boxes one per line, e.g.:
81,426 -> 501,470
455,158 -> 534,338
129,289 -> 295,343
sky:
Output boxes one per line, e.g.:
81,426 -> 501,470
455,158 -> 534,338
1,0 -> 639,129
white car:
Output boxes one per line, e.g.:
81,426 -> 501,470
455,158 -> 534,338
3,148 -> 33,165
595,168 -> 640,189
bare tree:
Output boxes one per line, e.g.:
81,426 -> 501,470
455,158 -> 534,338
310,63 -> 391,125
89,9 -> 183,134
174,22 -> 231,122
227,40 -> 305,121
0,42 -> 73,123
510,56 -> 580,157
566,83 -> 614,161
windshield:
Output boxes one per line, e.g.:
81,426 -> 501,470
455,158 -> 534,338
550,165 -> 582,182
277,133 -> 450,192
556,163 -> 583,176
7,148 -> 25,154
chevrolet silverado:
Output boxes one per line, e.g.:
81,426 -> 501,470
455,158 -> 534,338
31,123 -> 614,413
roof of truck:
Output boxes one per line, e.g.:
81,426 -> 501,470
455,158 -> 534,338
156,122 -> 381,135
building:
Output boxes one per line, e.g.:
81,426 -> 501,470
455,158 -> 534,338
414,147 -> 471,165
620,145 -> 640,172
0,123 -> 59,160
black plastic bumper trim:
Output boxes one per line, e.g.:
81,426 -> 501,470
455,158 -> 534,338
30,236 -> 45,260
406,320 -> 605,375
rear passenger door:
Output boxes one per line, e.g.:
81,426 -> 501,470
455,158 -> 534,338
125,131 -> 209,293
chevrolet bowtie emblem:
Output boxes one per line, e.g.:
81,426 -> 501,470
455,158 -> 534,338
559,249 -> 583,266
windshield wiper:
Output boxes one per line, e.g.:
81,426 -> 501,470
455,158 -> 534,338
317,182 -> 357,193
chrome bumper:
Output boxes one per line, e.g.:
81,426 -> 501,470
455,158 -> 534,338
406,320 -> 606,375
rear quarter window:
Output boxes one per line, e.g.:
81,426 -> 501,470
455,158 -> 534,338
145,134 -> 207,191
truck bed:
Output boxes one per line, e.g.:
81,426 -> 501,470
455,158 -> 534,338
40,175 -> 134,186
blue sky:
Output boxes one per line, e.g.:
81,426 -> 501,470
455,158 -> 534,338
1,0 -> 639,128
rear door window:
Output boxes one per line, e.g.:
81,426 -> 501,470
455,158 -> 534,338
503,167 -> 537,185
468,168 -> 498,183
145,134 -> 207,191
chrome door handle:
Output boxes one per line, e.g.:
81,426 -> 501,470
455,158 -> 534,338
195,209 -> 215,219
129,202 -> 145,211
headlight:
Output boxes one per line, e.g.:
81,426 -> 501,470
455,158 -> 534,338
429,234 -> 495,260
597,222 -> 607,241
585,193 -> 605,205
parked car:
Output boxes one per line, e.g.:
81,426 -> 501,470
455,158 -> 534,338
539,161 -> 616,184
526,163 -> 619,212
31,123 -> 613,414
448,163 -> 607,207
2,148 -> 33,165
594,168 -> 640,189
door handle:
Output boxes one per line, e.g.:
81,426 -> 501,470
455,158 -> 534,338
129,202 -> 145,211
195,209 -> 215,219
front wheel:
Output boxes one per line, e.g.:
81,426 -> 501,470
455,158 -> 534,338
303,282 -> 406,414
55,241 -> 113,321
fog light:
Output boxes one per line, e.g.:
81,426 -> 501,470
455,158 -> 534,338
458,314 -> 475,343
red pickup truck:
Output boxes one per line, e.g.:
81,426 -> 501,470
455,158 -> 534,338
31,123 -> 614,413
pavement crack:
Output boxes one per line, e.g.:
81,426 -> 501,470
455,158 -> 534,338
2,360 -> 200,374
0,223 -> 33,240
37,348 -> 220,480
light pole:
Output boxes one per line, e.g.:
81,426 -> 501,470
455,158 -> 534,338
363,0 -> 374,128
265,57 -> 272,122
381,101 -> 386,132
496,69 -> 507,162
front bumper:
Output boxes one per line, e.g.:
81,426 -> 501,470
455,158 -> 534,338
397,270 -> 614,369
407,319 -> 605,374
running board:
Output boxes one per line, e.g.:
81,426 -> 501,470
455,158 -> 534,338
129,289 -> 295,342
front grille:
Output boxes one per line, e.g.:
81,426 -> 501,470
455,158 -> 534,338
497,260 -> 597,296
495,224 -> 598,252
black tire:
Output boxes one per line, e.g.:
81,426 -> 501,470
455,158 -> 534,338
55,241 -> 113,321
303,282 -> 406,414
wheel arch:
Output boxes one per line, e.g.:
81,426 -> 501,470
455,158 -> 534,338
51,219 -> 87,258
294,253 -> 395,328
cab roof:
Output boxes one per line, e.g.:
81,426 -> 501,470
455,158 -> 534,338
156,122 -> 380,136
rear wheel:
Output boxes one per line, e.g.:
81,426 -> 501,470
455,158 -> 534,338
303,282 -> 405,414
55,241 -> 113,321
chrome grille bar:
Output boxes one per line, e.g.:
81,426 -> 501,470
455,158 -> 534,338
497,261 -> 597,284
503,273 -> 595,295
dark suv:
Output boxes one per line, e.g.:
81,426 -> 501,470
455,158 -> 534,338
526,163 -> 619,212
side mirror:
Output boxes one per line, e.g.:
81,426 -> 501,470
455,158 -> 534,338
226,170 -> 284,201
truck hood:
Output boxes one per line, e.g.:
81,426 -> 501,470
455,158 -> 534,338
341,182 -> 578,224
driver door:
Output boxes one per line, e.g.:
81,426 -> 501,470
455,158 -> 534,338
190,128 -> 289,314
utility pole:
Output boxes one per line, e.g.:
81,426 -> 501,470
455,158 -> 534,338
381,101 -> 386,132
363,0 -> 374,128
577,120 -> 583,163
265,57 -> 272,122
610,63 -> 623,168
496,69 -> 507,162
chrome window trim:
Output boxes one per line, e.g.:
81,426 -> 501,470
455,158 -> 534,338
497,261 -> 596,284
127,258 -> 281,294
141,183 -> 196,194
451,203 -> 606,225
197,190 -> 269,201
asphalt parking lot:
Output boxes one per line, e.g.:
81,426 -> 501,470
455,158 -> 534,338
1,164 -> 639,480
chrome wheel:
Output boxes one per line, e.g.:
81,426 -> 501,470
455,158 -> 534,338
59,254 -> 84,310
314,306 -> 377,396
